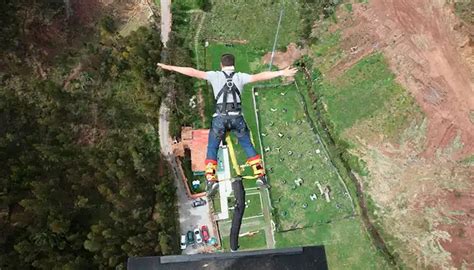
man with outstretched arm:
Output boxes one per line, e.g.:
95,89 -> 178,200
157,54 -> 297,195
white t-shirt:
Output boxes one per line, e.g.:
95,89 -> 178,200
205,70 -> 251,104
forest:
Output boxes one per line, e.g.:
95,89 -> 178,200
0,1 -> 194,268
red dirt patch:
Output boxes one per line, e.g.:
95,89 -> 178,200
436,191 -> 474,268
331,1 -> 474,268
353,0 -> 474,160
262,43 -> 305,69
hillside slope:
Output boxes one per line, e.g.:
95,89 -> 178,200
309,1 -> 473,268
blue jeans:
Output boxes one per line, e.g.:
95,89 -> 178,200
206,115 -> 258,162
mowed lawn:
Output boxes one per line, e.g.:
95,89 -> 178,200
202,0 -> 301,49
228,192 -> 263,219
217,215 -> 267,251
220,230 -> 267,251
256,84 -> 354,229
318,53 -> 422,139
274,219 -> 391,269
256,84 -> 391,269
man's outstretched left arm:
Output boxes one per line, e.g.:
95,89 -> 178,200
249,66 -> 298,83
157,63 -> 207,80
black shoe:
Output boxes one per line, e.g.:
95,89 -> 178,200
206,180 -> 219,197
256,175 -> 270,189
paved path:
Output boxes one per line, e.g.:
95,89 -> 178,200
160,0 -> 171,47
159,90 -> 213,255
216,147 -> 232,220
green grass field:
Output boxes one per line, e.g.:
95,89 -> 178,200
220,230 -> 267,251
211,192 -> 222,214
217,214 -> 267,251
256,84 -> 354,229
317,53 -> 423,141
228,192 -> 263,218
255,83 -> 392,269
274,219 -> 391,269
202,0 -> 301,49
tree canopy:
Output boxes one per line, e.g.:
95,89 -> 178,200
0,5 -> 184,269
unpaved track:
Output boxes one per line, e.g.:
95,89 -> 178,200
360,0 -> 474,159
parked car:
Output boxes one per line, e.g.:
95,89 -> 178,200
186,230 -> 195,244
201,225 -> 210,243
180,234 -> 187,250
192,198 -> 207,208
194,228 -> 202,244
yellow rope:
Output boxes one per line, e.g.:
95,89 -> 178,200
217,175 -> 258,182
225,132 -> 242,176
225,132 -> 259,180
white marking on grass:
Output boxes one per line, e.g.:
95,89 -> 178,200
243,215 -> 264,221
245,187 -> 259,192
246,191 -> 262,196
271,220 -> 276,246
293,81 -> 355,212
219,215 -> 265,224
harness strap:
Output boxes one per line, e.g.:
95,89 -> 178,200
225,72 -> 242,102
215,71 -> 242,115
222,71 -> 235,79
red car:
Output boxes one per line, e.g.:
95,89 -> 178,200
201,225 -> 210,243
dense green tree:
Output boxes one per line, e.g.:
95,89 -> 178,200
197,0 -> 212,12
0,7 -> 181,268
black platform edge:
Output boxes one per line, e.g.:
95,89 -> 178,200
160,246 -> 302,264
127,245 -> 328,270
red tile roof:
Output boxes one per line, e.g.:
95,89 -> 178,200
190,129 -> 209,172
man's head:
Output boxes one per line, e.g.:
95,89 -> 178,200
220,54 -> 235,68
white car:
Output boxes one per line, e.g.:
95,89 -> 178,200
194,228 -> 202,244
180,234 -> 187,250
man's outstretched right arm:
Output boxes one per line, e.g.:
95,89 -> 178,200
157,63 -> 207,80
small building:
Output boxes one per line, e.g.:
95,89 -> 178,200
173,127 -> 209,176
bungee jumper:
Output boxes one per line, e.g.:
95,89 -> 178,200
157,54 -> 297,251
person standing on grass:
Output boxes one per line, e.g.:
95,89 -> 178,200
157,54 -> 297,194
